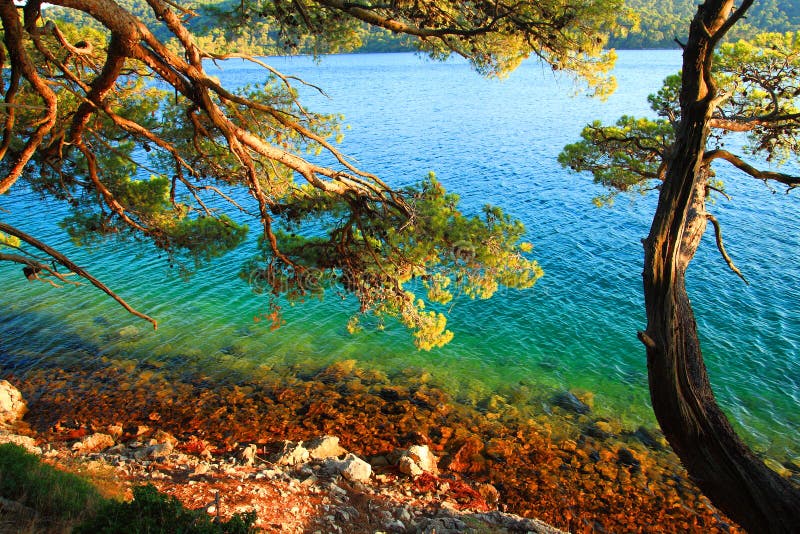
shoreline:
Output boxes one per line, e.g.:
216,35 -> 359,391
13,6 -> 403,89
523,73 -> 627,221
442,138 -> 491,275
1,358 -> 759,532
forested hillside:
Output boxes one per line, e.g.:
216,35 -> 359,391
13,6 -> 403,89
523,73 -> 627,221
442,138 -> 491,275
44,0 -> 411,55
44,0 -> 800,54
609,0 -> 800,48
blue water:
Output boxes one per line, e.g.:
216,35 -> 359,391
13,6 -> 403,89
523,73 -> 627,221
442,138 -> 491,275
1,50 -> 798,460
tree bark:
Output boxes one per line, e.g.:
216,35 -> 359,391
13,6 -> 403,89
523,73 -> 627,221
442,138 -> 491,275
640,1 -> 800,532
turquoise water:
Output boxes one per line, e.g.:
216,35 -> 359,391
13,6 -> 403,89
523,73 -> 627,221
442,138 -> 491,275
1,50 -> 798,460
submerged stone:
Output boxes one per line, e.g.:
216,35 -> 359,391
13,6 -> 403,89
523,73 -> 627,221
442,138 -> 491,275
633,426 -> 666,450
551,391 -> 591,415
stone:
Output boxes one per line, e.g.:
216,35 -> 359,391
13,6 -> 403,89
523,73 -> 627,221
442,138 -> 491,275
273,441 -> 309,466
339,453 -> 371,483
478,483 -> 501,505
0,380 -> 26,425
551,391 -> 591,414
306,436 -> 346,460
72,433 -> 115,453
369,455 -> 389,467
383,519 -> 406,533
397,444 -> 439,476
633,426 -> 666,450
398,456 -> 424,477
0,431 -> 41,454
134,441 -> 174,460
239,444 -> 258,466
153,430 -> 177,445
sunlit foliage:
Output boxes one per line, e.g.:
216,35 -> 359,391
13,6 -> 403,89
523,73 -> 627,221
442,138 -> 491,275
560,32 -> 800,204
1,0 -> 609,343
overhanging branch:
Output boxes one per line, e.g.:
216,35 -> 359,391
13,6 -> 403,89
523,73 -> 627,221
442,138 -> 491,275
0,221 -> 157,329
704,149 -> 800,190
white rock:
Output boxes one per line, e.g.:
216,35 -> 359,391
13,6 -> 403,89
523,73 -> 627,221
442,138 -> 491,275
397,444 -> 439,477
72,433 -> 115,453
0,380 -> 26,425
306,435 -> 346,460
0,431 -> 41,454
407,444 -> 439,474
273,441 -> 309,466
134,441 -> 174,460
398,456 -> 424,477
339,453 -> 371,483
239,444 -> 258,466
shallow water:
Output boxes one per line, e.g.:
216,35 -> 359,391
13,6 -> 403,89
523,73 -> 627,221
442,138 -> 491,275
1,50 -> 798,461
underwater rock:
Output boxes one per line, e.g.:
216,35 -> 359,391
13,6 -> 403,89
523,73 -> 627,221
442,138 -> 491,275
0,380 -> 26,424
551,391 -> 591,415
764,458 -> 792,478
633,426 -> 666,450
584,421 -> 612,440
447,436 -> 486,474
117,325 -> 140,339
616,447 -> 641,470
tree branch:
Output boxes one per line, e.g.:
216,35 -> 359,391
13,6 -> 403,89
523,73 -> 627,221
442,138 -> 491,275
706,213 -> 748,285
0,1 -> 58,195
0,252 -> 80,287
0,221 -> 157,329
704,149 -> 800,190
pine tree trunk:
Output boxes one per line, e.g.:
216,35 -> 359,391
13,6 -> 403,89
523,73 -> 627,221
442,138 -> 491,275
640,2 -> 800,532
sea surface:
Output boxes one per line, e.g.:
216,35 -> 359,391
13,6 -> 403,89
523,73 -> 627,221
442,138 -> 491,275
1,50 -> 798,461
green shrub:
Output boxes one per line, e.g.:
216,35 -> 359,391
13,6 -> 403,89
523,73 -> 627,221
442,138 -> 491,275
74,484 -> 257,533
0,443 -> 104,521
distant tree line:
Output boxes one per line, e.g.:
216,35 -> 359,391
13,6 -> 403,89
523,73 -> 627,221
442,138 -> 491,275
44,0 -> 800,55
609,0 -> 800,48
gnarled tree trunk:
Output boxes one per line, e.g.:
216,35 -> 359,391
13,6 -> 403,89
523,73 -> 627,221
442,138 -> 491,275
640,1 -> 800,532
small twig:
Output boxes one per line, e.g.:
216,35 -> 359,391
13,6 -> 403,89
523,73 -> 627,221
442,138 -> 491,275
637,330 -> 657,349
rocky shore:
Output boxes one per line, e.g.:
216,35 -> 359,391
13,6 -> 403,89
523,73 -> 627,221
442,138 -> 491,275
0,357 -> 760,532
1,379 -> 563,533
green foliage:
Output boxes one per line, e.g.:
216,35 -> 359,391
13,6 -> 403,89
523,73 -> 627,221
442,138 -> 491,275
0,231 -> 21,248
42,0 -> 800,55
75,484 -> 256,534
559,117 -> 673,205
242,174 -> 542,350
609,0 -> 800,49
715,32 -> 800,163
169,215 -> 249,263
560,32 -> 800,202
0,443 -> 104,521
